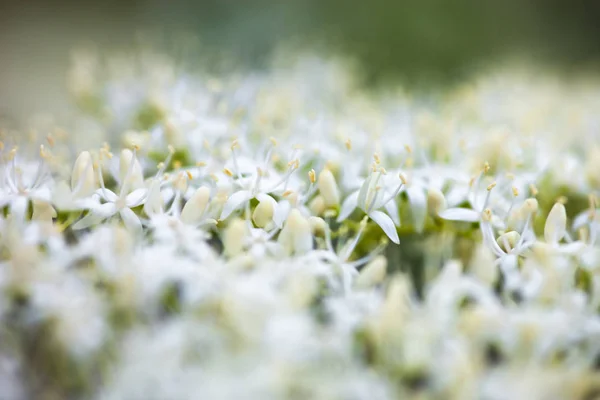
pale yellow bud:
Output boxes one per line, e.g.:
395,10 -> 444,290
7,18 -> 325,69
286,272 -> 317,308
181,187 -> 211,225
469,245 -> 498,286
496,231 -> 521,252
308,216 -> 327,236
544,202 -> 567,245
278,209 -> 312,256
252,199 -> 274,228
308,195 -> 326,216
317,169 -> 340,208
355,256 -> 387,289
524,198 -> 538,214
427,187 -> 447,216
223,219 -> 247,258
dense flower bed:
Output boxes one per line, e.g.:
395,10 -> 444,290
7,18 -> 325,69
0,51 -> 599,399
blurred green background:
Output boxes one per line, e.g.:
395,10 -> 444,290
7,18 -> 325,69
1,0 -> 600,122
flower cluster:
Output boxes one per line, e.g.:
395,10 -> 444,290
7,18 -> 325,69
0,51 -> 599,399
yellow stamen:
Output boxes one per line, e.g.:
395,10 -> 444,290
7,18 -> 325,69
529,183 -> 538,196
373,153 -> 381,165
308,169 -> 316,184
557,196 -> 568,205
399,173 -> 408,185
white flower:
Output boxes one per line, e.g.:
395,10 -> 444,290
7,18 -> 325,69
337,167 -> 404,244
52,151 -> 99,211
219,141 -> 300,223
0,147 -> 53,222
73,148 -> 147,233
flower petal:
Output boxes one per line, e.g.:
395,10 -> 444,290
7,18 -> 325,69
96,188 -> 119,203
369,210 -> 400,244
406,185 -> 426,232
10,196 -> 29,222
357,175 -> 372,210
72,203 -> 117,230
337,191 -> 359,222
219,190 -> 253,220
125,188 -> 148,208
439,208 -> 480,222
572,209 -> 597,231
120,208 -> 142,234
384,197 -> 401,227
273,199 -> 291,229
544,202 -> 567,245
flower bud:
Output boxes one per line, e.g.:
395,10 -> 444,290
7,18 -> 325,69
278,209 -> 312,256
355,256 -> 387,289
523,198 -> 539,214
318,169 -> 340,208
496,231 -> 521,252
469,244 -> 497,286
223,218 -> 247,258
383,274 -> 411,319
71,151 -> 96,197
32,200 -> 57,222
252,198 -> 275,228
181,187 -> 211,225
286,272 -> 318,308
308,195 -> 326,216
544,202 -> 567,245
427,187 -> 447,216
119,149 -> 144,190
308,216 -> 327,236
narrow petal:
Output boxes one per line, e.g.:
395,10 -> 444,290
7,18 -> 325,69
10,196 -> 29,222
558,241 -> 586,255
120,208 -> 143,234
125,188 -> 148,208
72,203 -> 117,230
273,199 -> 290,228
439,208 -> 480,222
52,181 -> 76,210
369,210 -> 400,244
96,188 -> 119,203
143,182 -> 164,217
445,185 -> 468,208
337,191 -> 359,222
219,190 -> 252,220
572,209 -> 597,231
384,198 -> 401,227
407,185 -> 427,232
356,175 -> 372,210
